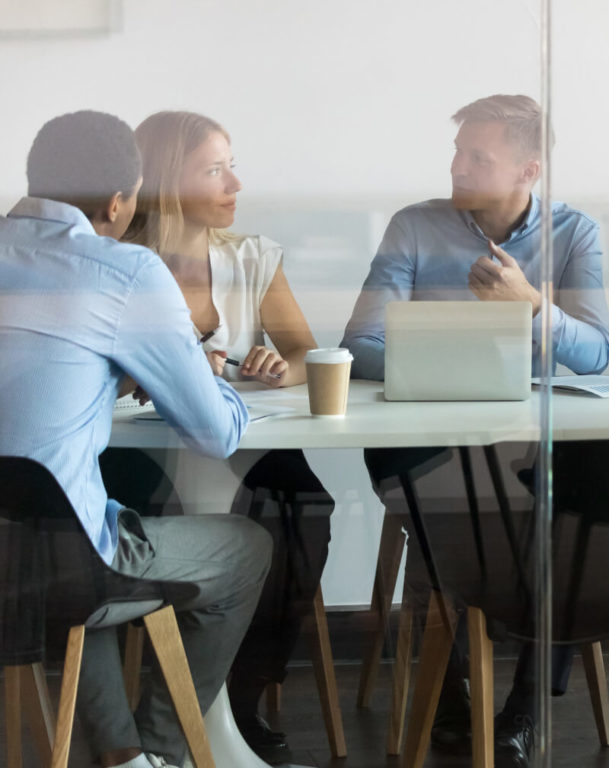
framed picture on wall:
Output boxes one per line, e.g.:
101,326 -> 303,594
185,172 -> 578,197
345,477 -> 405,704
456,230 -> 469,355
0,0 -> 121,38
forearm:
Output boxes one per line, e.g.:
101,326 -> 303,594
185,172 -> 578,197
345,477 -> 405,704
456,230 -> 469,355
281,346 -> 316,386
345,336 -> 385,380
117,375 -> 137,398
116,262 -> 250,458
533,304 -> 609,374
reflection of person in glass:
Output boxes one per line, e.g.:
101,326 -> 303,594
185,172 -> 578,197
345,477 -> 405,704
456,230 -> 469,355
342,94 -> 609,768
126,111 -> 334,762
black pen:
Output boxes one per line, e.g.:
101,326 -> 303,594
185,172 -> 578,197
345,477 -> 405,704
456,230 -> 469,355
225,357 -> 282,380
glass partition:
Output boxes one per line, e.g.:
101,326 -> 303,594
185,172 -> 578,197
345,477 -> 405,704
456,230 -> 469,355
7,2 -> 609,767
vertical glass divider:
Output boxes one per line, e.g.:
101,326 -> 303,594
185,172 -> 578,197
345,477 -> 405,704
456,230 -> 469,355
538,0 -> 553,764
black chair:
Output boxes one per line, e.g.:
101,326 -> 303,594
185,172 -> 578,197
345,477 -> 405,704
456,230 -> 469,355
0,456 -> 215,768
396,444 -> 609,768
358,446 -> 484,752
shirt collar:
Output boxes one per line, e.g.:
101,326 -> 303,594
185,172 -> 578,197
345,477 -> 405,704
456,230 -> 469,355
8,197 -> 97,236
460,193 -> 540,243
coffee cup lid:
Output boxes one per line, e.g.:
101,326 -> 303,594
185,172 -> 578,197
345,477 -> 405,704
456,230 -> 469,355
304,347 -> 354,364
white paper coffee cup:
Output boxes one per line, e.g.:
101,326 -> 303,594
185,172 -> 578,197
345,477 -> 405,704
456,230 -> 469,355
304,348 -> 353,417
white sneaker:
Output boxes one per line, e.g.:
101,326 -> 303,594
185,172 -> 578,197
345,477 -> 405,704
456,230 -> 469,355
145,754 -> 180,768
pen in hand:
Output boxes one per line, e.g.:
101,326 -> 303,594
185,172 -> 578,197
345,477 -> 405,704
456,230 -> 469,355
225,357 -> 282,379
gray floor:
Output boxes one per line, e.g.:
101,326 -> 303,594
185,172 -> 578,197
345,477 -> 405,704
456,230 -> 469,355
2,656 -> 609,767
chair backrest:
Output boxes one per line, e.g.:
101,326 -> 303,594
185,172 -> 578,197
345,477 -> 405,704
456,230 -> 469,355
394,453 -> 609,646
0,456 -> 192,667
0,457 -> 72,665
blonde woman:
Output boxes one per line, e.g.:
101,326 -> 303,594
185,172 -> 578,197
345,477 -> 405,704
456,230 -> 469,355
125,110 -> 334,761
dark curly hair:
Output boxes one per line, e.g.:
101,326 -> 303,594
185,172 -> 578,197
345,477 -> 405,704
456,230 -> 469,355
27,110 -> 142,218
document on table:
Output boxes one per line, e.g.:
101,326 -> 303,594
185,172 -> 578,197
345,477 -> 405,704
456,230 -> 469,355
531,375 -> 609,398
113,389 -> 296,423
113,396 -> 156,416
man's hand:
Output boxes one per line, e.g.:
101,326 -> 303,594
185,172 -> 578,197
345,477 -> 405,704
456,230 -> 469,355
132,386 -> 150,406
241,345 -> 288,388
468,240 -> 541,315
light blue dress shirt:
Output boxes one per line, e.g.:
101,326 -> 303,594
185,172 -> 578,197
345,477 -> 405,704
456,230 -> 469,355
342,195 -> 609,380
0,198 -> 249,564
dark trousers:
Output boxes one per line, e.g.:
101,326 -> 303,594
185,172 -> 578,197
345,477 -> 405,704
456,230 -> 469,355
229,449 -> 334,684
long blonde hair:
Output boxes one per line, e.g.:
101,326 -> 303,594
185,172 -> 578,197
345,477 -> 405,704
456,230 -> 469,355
126,110 -> 237,255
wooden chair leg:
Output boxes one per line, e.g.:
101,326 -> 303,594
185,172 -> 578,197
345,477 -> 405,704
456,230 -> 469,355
51,625 -> 86,768
265,681 -> 282,713
5,666 -> 23,768
386,588 -> 413,755
22,662 -> 54,767
143,606 -> 215,768
582,641 -> 609,746
358,512 -> 407,708
468,606 -> 494,768
123,623 -> 145,711
307,584 -> 347,758
400,590 -> 457,768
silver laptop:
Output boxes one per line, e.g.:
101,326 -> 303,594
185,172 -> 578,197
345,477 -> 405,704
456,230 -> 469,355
384,301 -> 532,401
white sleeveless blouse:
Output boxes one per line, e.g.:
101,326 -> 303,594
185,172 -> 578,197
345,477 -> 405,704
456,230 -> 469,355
204,234 -> 282,382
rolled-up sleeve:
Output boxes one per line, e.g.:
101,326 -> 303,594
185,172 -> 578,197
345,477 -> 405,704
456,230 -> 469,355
533,219 -> 609,374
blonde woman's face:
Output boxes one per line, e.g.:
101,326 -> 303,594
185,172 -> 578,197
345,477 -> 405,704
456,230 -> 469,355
178,131 -> 242,229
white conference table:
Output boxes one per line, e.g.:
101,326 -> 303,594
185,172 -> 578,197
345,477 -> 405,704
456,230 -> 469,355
110,379 -> 609,451
110,380 -> 609,768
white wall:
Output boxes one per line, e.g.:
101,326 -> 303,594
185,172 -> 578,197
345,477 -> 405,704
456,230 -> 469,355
2,1 -> 607,203
1,0 -> 608,605
0,0 -> 545,205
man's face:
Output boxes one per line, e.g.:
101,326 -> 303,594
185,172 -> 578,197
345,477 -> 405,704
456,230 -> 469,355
450,121 -> 530,212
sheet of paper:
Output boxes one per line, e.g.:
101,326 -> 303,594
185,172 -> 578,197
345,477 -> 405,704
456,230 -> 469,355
113,396 -> 156,415
133,403 -> 295,423
531,375 -> 609,398
115,384 -> 299,423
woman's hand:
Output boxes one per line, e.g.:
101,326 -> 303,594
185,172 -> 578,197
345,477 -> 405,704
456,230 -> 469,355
241,345 -> 288,388
206,350 -> 227,376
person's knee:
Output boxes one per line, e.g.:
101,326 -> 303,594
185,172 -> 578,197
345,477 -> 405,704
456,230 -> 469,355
232,516 -> 273,579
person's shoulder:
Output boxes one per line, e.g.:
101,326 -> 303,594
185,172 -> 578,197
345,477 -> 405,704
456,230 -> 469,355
73,232 -> 163,281
390,198 -> 454,224
550,199 -> 599,231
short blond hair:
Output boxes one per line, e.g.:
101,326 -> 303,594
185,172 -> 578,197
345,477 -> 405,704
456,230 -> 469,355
452,94 -> 548,158
126,110 -> 234,255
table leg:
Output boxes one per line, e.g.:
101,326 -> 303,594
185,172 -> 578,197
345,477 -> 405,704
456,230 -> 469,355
191,683 -> 312,768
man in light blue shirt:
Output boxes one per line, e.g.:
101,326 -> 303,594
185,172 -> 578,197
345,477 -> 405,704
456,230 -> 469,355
342,94 -> 609,768
343,154 -> 609,379
0,111 -> 271,768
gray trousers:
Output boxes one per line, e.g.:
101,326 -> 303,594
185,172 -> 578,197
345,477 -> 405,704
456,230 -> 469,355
76,511 -> 272,765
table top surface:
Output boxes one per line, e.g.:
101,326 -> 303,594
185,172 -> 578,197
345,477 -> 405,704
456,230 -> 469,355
109,380 -> 609,450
